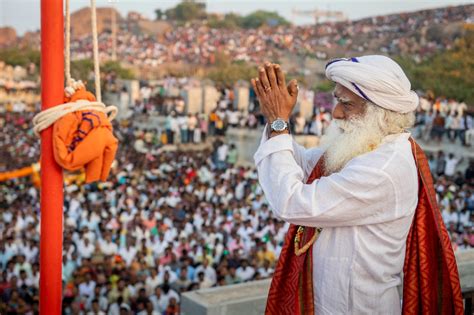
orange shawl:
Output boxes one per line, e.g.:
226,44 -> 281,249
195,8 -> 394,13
265,138 -> 463,314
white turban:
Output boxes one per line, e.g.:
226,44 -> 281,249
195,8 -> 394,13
325,55 -> 419,113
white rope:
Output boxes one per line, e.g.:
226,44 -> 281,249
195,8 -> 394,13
65,0 -> 71,86
33,0 -> 118,136
90,0 -> 102,103
65,0 -> 101,99
33,100 -> 118,136
64,0 -> 101,98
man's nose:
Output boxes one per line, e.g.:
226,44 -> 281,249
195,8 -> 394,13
332,103 -> 345,120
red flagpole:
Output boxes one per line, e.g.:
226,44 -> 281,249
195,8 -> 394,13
40,0 -> 64,314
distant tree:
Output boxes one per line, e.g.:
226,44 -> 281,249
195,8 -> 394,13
70,59 -> 134,96
159,4 -> 289,28
397,25 -> 474,105
207,13 -> 242,29
67,59 -> 134,96
207,10 -> 290,30
240,10 -> 290,29
102,61 -> 135,80
70,59 -> 94,82
0,48 -> 40,67
165,0 -> 207,22
155,9 -> 165,20
205,54 -> 257,87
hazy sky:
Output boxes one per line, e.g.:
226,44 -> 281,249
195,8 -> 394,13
1,0 -> 473,35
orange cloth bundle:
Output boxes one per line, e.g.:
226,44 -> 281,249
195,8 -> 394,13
53,87 -> 118,183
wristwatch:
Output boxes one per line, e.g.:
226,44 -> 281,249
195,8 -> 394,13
270,118 -> 290,133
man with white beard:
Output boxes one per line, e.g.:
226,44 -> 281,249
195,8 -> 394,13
251,56 -> 463,315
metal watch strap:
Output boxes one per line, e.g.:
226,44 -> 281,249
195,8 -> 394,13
267,121 -> 290,138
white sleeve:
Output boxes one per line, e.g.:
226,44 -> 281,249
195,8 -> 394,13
259,125 -> 324,179
254,134 -> 399,228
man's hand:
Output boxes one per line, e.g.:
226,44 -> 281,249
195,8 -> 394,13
251,62 -> 298,123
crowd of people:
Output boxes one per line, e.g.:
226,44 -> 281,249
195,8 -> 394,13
57,5 -> 474,67
429,154 -> 474,251
121,78 -> 474,147
413,96 -> 474,146
1,108 -> 286,314
1,62 -> 474,314
118,78 -> 266,147
1,103 -> 474,314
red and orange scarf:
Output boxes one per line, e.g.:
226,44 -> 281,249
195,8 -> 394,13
265,138 -> 463,315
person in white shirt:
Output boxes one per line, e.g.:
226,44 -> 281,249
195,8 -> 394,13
235,259 -> 255,281
86,286 -> 108,313
194,259 -> 217,285
158,267 -> 178,284
458,207 -> 470,229
78,273 -> 96,298
140,85 -> 152,104
196,271 -> 214,288
250,56 -> 462,314
22,240 -> 38,263
165,112 -> 179,144
151,234 -> 168,258
443,206 -> 459,227
120,87 -> 130,116
187,113 -> 198,143
118,242 -> 138,267
30,263 -> 40,289
444,153 -> 462,177
5,237 -> 19,259
13,255 -> 31,277
145,269 -> 161,295
77,237 -> 95,260
149,286 -> 166,314
178,114 -> 189,143
17,269 -> 33,288
227,110 -> 240,127
465,113 -> 474,146
257,259 -> 274,278
216,142 -> 228,170
157,284 -> 180,309
99,234 -> 118,257
87,299 -> 106,315
294,113 -> 306,135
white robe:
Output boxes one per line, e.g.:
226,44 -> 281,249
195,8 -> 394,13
254,128 -> 418,315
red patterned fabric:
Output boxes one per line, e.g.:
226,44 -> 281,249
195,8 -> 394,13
402,139 -> 463,315
265,158 -> 325,315
265,139 -> 464,314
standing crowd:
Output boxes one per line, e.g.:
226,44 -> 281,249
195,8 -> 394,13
414,96 -> 474,146
1,110 -> 285,314
1,105 -> 473,314
1,61 -> 474,314
43,5 -> 474,67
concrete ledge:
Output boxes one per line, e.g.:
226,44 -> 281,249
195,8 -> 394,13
456,249 -> 474,292
181,279 -> 271,315
182,250 -> 474,314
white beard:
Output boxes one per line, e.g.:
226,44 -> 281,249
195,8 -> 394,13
320,106 -> 385,175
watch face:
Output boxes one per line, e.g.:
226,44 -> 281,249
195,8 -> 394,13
272,119 -> 286,131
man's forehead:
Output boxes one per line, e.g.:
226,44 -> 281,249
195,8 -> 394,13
333,83 -> 365,102
333,84 -> 351,97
